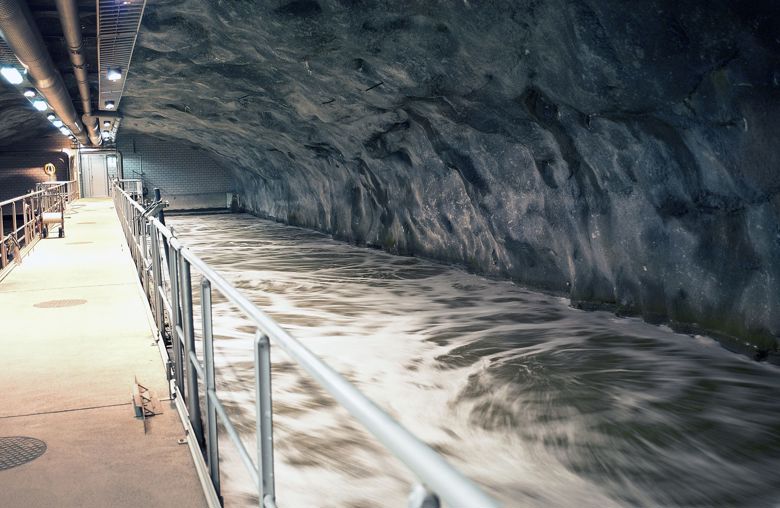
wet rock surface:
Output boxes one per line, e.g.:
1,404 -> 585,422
13,0 -> 780,349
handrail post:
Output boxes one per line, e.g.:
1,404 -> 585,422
150,228 -> 164,334
254,332 -> 275,507
137,212 -> 143,278
22,200 -> 29,246
201,278 -> 221,501
12,202 -> 17,248
408,484 -> 441,508
169,246 -> 185,393
180,255 -> 205,448
141,221 -> 149,292
0,204 -> 6,268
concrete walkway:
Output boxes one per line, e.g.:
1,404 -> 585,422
0,198 -> 207,507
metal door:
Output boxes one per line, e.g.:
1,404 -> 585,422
82,154 -> 109,197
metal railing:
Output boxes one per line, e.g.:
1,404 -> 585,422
113,183 -> 499,508
117,178 -> 143,200
35,180 -> 79,203
0,180 -> 78,270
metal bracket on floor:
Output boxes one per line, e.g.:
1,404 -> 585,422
132,377 -> 162,433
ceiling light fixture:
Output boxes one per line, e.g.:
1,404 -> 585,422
59,127 -> 70,135
105,100 -> 115,110
107,68 -> 122,81
0,67 -> 24,85
47,113 -> 56,121
103,120 -> 111,128
23,88 -> 36,98
53,120 -> 63,128
33,100 -> 48,111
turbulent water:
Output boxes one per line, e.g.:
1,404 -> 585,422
168,213 -> 780,508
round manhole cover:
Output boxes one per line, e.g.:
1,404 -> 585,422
34,299 -> 87,308
0,437 -> 47,470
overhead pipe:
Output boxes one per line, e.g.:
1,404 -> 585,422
0,0 -> 89,145
54,0 -> 101,146
82,113 -> 101,145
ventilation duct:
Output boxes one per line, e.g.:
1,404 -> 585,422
55,0 -> 101,146
0,0 -> 89,145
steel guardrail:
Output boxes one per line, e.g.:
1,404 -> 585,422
112,183 -> 500,508
1,180 -> 77,270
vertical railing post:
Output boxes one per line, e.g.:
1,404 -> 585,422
150,228 -> 164,333
180,255 -> 205,447
254,332 -> 275,507
141,221 -> 149,293
22,200 -> 29,246
169,245 -> 185,393
201,278 -> 221,500
12,201 -> 17,247
135,209 -> 142,278
408,484 -> 441,508
0,204 -> 5,268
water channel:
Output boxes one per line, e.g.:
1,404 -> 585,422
169,213 -> 780,508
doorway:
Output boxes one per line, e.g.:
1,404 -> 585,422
81,154 -> 109,197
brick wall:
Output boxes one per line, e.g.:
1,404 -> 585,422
117,135 -> 235,209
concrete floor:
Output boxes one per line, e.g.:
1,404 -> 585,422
0,198 -> 207,507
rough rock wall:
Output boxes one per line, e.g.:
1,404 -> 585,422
0,80 -> 55,147
119,0 -> 780,351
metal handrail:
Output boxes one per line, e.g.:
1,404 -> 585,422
36,180 -> 79,204
112,183 -> 500,508
0,180 -> 77,269
117,178 -> 143,199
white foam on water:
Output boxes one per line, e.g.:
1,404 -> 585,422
170,214 -> 780,508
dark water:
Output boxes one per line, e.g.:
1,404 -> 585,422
169,214 -> 780,508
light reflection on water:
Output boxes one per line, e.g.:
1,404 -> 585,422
170,213 -> 780,508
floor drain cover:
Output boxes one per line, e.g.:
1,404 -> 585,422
0,437 -> 46,470
34,299 -> 87,308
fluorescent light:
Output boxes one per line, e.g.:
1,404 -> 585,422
33,100 -> 48,111
0,67 -> 23,85
46,114 -> 56,121
107,68 -> 122,81
105,101 -> 115,110
23,88 -> 36,98
53,120 -> 63,128
59,127 -> 70,135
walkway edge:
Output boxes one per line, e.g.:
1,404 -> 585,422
128,253 -> 223,508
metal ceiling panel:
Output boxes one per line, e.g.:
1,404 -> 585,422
97,0 -> 146,112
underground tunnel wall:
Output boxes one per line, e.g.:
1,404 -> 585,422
3,0 -> 775,352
